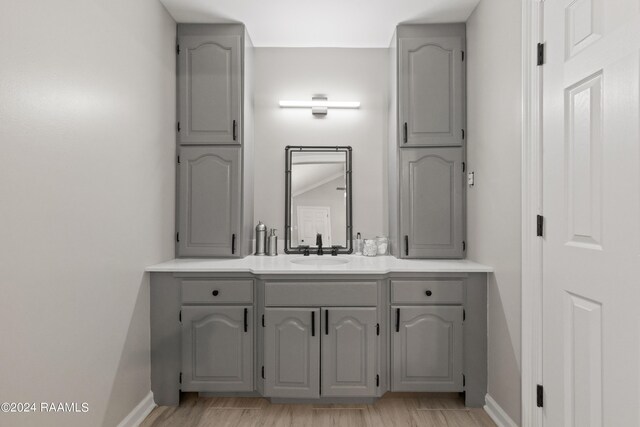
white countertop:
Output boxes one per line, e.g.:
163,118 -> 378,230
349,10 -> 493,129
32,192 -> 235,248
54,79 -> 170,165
146,255 -> 493,275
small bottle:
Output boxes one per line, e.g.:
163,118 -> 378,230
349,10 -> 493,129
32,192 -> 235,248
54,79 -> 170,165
355,232 -> 362,256
255,221 -> 267,255
267,229 -> 278,256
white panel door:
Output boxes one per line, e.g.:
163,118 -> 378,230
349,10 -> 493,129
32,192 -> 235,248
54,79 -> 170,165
542,1 -> 640,425
296,206 -> 331,246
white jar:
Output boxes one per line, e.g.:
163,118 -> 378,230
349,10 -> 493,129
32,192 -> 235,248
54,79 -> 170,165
363,239 -> 378,257
376,236 -> 389,256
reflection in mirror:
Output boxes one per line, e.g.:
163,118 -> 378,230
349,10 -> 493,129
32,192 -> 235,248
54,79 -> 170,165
285,146 -> 352,254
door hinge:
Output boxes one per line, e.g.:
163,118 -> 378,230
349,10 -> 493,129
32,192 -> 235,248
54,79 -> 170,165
179,372 -> 182,384
462,51 -> 465,61
176,232 -> 180,243
537,215 -> 544,237
376,375 -> 380,387
462,241 -> 466,251
462,129 -> 465,140
537,384 -> 544,407
537,43 -> 545,66
376,323 -> 380,336
463,374 -> 466,387
262,314 -> 265,327
179,310 -> 181,322
177,122 -> 181,132
261,366 -> 265,380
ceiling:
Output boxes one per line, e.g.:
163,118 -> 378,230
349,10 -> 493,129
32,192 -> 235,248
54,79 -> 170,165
160,0 -> 480,47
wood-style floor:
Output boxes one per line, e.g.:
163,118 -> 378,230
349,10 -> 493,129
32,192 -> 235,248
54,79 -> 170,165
141,392 -> 497,427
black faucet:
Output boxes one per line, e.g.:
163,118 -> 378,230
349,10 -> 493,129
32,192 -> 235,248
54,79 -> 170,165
316,233 -> 323,256
299,245 -> 310,256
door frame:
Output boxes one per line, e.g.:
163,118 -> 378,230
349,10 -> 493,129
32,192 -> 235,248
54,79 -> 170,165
521,1 -> 544,427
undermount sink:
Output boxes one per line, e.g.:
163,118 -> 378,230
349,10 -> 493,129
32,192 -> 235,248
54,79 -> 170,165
290,257 -> 350,266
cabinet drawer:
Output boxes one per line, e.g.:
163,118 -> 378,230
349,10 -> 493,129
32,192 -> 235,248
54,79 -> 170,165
391,279 -> 463,304
265,281 -> 377,307
182,280 -> 253,304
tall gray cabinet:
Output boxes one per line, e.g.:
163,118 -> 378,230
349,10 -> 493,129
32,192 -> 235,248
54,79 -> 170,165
389,24 -> 466,259
176,24 -> 254,257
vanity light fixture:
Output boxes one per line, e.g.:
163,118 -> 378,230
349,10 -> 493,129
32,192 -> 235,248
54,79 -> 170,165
279,96 -> 360,116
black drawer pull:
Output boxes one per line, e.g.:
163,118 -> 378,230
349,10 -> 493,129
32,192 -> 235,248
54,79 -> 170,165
425,290 -> 432,296
212,290 -> 219,296
244,308 -> 248,332
311,311 -> 315,337
404,236 -> 409,256
231,234 -> 236,254
395,308 -> 400,333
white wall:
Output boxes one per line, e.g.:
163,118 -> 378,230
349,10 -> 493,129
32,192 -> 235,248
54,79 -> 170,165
253,48 -> 389,241
0,1 -> 176,426
467,0 -> 522,423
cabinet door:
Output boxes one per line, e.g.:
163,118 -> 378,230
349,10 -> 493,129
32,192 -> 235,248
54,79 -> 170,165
400,147 -> 464,258
321,308 -> 377,397
392,306 -> 463,392
399,35 -> 464,147
181,306 -> 252,392
264,308 -> 320,398
178,146 -> 241,257
178,34 -> 241,145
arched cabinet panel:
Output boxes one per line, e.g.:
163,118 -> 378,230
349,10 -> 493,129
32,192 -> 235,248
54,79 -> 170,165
321,308 -> 377,397
181,305 -> 253,392
392,305 -> 463,391
178,146 -> 241,257
264,308 -> 320,398
399,35 -> 464,147
178,34 -> 241,145
400,147 -> 464,258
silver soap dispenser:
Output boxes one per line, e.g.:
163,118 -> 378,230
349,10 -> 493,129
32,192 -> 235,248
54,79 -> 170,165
266,228 -> 278,256
255,221 -> 267,255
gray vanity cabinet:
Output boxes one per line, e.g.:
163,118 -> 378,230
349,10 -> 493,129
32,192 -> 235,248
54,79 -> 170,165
400,147 -> 464,258
392,305 -> 463,392
178,146 -> 241,257
264,308 -> 320,398
181,305 -> 253,392
398,30 -> 465,147
178,30 -> 241,145
321,308 -> 377,397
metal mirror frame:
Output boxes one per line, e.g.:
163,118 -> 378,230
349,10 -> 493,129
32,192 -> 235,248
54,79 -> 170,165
284,146 -> 353,254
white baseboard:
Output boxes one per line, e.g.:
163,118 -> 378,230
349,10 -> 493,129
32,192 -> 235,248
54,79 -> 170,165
117,391 -> 156,427
484,394 -> 519,427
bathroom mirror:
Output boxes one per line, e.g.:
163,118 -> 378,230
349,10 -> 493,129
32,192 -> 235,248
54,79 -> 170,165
285,146 -> 353,254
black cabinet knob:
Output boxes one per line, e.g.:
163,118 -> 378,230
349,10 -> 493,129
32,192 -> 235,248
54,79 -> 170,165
212,290 -> 219,296
425,290 -> 432,296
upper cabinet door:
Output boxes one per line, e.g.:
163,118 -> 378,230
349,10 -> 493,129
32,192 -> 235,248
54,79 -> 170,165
178,146 -> 241,257
178,34 -> 241,145
264,308 -> 320,399
321,308 -> 377,397
400,147 -> 464,258
399,35 -> 464,147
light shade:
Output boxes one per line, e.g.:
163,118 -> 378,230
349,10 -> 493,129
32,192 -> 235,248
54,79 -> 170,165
279,100 -> 360,109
